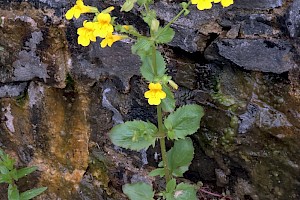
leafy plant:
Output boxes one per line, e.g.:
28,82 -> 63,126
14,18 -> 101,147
65,0 -> 234,199
0,149 -> 47,200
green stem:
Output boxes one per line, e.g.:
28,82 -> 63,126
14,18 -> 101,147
152,45 -> 157,75
152,44 -> 171,183
151,1 -> 192,185
157,105 -> 171,183
155,1 -> 191,40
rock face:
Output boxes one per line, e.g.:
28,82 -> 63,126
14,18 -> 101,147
0,0 -> 299,200
205,39 -> 297,73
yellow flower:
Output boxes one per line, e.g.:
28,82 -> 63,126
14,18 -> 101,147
77,20 -> 97,46
65,0 -> 96,20
191,0 -> 213,10
93,13 -> 114,38
192,0 -> 234,10
213,0 -> 234,7
144,83 -> 166,106
100,33 -> 123,48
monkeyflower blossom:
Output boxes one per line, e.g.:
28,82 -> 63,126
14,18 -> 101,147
191,0 -> 213,10
144,83 -> 166,106
77,20 -> 97,46
213,0 -> 234,7
191,0 -> 234,10
93,13 -> 114,38
100,33 -> 125,48
65,0 -> 97,20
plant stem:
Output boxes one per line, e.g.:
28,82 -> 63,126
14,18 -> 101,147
151,1 -> 192,185
152,45 -> 157,75
157,105 -> 171,183
156,1 -> 191,39
151,44 -> 171,183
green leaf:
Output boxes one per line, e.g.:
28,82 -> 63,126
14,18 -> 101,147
0,165 -> 9,174
166,179 -> 176,193
10,168 -> 18,181
155,26 -> 175,44
172,166 -> 189,177
137,0 -> 153,5
132,38 -> 153,55
16,166 -> 37,180
167,138 -> 194,177
164,104 -> 204,140
153,138 -> 194,177
142,10 -> 157,27
180,2 -> 189,9
0,149 -> 15,170
8,184 -> 20,200
154,50 -> 167,77
0,173 -> 12,184
140,56 -> 154,81
137,0 -> 147,5
123,182 -> 154,200
173,183 -> 197,200
149,168 -> 164,177
183,9 -> 190,16
109,121 -> 157,151
121,0 -> 137,12
161,85 -> 175,113
140,50 -> 166,82
20,187 -> 47,200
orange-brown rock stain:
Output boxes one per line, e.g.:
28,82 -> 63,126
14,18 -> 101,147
30,85 -> 91,198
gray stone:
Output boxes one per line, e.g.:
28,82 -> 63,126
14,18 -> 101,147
226,24 -> 240,39
155,2 -> 221,52
206,39 -> 298,73
170,25 -> 200,52
34,0 -> 68,8
239,101 -> 293,135
28,81 -> 45,108
71,40 -> 141,91
0,82 -> 28,98
12,31 -> 49,82
13,50 -> 49,82
155,2 -> 221,29
240,14 -> 274,36
233,0 -> 284,10
285,0 -> 300,38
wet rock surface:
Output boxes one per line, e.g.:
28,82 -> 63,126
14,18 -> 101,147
205,39 -> 298,73
0,0 -> 300,200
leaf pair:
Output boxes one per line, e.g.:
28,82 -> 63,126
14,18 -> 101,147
109,105 -> 204,151
0,149 -> 47,200
8,185 -> 47,200
149,138 -> 194,177
164,179 -> 197,200
122,180 -> 197,200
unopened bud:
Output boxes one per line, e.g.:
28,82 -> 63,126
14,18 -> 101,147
168,80 -> 178,90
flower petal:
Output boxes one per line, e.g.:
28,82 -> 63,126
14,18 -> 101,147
65,9 -> 74,20
78,35 -> 90,46
100,39 -> 108,48
157,91 -> 166,99
148,98 -> 161,105
144,91 -> 152,98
